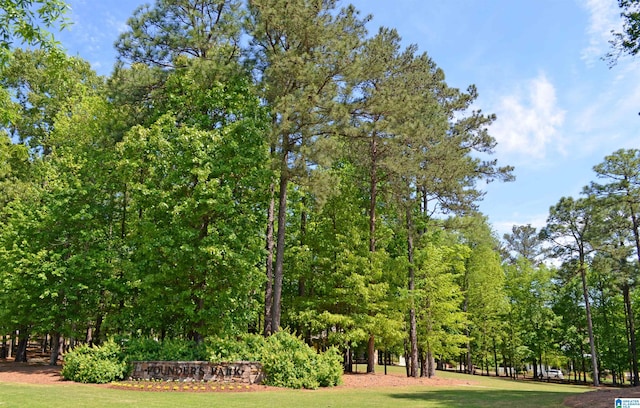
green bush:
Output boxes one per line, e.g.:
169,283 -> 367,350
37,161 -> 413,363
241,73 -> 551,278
315,347 -> 343,387
260,332 -> 319,389
121,337 -> 209,362
207,334 -> 264,362
119,337 -> 161,362
61,340 -> 127,384
208,331 -> 342,389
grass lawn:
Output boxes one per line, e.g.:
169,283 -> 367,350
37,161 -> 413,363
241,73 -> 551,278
0,368 -> 591,408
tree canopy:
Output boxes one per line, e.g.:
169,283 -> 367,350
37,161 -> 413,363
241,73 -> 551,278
6,0 -> 640,388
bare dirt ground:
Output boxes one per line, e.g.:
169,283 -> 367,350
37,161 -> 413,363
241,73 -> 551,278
0,359 -> 634,406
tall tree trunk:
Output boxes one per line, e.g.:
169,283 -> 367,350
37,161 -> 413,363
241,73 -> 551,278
298,200 -> 307,298
462,268 -> 471,374
579,341 -> 587,382
41,334 -> 48,354
190,215 -> 210,344
404,342 -> 410,376
629,208 -> 640,386
501,352 -> 508,378
367,335 -> 376,373
426,349 -> 435,378
271,157 -> 289,333
580,261 -> 599,386
85,327 -> 92,346
344,346 -> 353,373
264,182 -> 275,337
298,203 -> 308,340
493,337 -> 499,377
407,207 -> 418,377
539,352 -> 544,380
365,134 -> 378,374
624,305 -> 633,384
624,283 -> 639,386
465,336 -> 472,374
49,333 -> 60,366
93,313 -> 103,346
15,329 -> 28,363
9,333 -> 15,359
369,135 -> 378,254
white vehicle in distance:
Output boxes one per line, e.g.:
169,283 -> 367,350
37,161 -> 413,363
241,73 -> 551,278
539,368 -> 564,379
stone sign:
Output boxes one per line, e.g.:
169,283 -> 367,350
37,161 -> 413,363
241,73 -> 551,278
131,361 -> 263,384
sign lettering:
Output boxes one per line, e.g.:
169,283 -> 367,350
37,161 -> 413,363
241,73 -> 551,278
132,361 -> 263,384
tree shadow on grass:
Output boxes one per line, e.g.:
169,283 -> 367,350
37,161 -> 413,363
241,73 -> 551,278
0,361 -> 62,375
388,388 -> 580,408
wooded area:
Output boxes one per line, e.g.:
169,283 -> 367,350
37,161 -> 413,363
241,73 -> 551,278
2,0 -> 640,386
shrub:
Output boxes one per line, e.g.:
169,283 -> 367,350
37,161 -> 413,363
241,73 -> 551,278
119,337 -> 161,362
260,331 -> 319,389
121,337 -> 209,362
207,334 -> 264,362
315,347 -> 343,387
208,331 -> 342,389
61,340 -> 127,384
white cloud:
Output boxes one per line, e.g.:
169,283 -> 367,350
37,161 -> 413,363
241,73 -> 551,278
489,74 -> 566,162
580,0 -> 621,65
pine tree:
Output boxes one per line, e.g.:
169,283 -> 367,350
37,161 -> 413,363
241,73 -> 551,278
247,0 -> 368,333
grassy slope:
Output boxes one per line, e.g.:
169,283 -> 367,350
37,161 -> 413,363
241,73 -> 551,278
0,369 -> 591,408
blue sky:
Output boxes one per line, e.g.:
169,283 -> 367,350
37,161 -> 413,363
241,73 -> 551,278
56,0 -> 640,238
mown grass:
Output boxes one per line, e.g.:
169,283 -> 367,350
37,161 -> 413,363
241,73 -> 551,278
0,368 -> 592,408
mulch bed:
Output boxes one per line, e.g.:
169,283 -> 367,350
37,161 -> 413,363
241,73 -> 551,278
0,361 -> 473,391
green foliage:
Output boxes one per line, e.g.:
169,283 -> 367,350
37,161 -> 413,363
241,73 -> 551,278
0,50 -> 113,345
504,259 -> 560,371
121,338 -> 209,362
61,340 -> 127,384
0,0 -> 517,382
115,0 -> 242,69
208,332 -> 342,389
1,49 -> 103,150
259,332 -> 332,389
414,234 -> 470,361
313,347 -> 343,387
0,0 -> 69,64
112,47 -> 270,339
608,0 -> 640,63
207,334 -> 265,362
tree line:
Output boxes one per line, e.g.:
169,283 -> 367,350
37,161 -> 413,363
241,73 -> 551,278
1,0 -> 639,386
